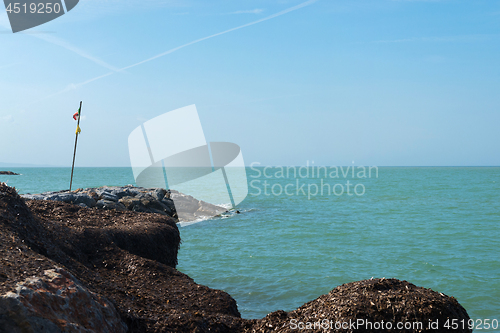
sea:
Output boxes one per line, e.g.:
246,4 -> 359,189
1,166 -> 499,326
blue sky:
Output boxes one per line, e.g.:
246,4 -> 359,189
0,0 -> 499,167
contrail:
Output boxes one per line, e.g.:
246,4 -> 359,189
0,14 -> 120,72
34,0 -> 318,103
32,34 -> 122,72
121,0 -> 318,71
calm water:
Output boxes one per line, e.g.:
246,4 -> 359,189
1,167 -> 499,324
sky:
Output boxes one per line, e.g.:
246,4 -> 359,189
0,0 -> 499,167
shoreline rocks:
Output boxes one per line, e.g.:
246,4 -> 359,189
0,171 -> 19,175
1,182 -> 473,332
21,186 -> 228,223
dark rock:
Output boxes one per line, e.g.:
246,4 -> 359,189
148,188 -> 167,201
95,199 -> 126,211
0,171 -> 19,175
110,188 -> 131,199
161,197 -> 176,212
73,193 -> 96,208
118,196 -> 142,210
46,193 -> 76,203
100,192 -> 119,202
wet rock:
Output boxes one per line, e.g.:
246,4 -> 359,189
0,268 -> 127,333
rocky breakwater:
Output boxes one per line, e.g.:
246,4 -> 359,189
22,186 -> 228,223
1,182 -> 473,332
1,182 -> 243,332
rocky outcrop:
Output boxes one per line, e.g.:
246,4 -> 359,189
250,278 -> 472,332
22,186 -> 228,223
0,171 -> 19,175
1,182 -> 244,332
0,268 -> 126,333
1,183 -> 472,333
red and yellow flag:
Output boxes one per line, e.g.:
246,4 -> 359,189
73,107 -> 81,134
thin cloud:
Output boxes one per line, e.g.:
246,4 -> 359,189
36,0 -> 319,102
122,0 -> 318,71
0,10 -> 119,72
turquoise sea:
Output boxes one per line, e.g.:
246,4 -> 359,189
1,167 -> 499,325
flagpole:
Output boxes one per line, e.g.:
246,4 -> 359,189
69,101 -> 82,191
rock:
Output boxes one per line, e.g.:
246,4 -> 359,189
20,186 -> 230,223
251,278 -> 472,333
161,197 -> 176,212
95,199 -> 126,211
148,188 -> 167,201
118,195 -> 142,210
110,188 -> 131,199
0,268 -> 127,333
100,192 -> 119,202
21,194 -> 45,201
0,171 -> 19,175
73,193 -> 97,208
46,193 -> 76,203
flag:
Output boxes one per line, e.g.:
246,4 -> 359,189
73,107 -> 81,120
73,107 -> 81,134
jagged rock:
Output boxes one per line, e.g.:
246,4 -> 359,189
100,192 -> 119,202
161,197 -> 176,212
110,188 -> 131,199
118,195 -> 142,210
148,188 -> 167,201
0,268 -> 127,333
95,199 -> 126,211
73,194 -> 96,208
